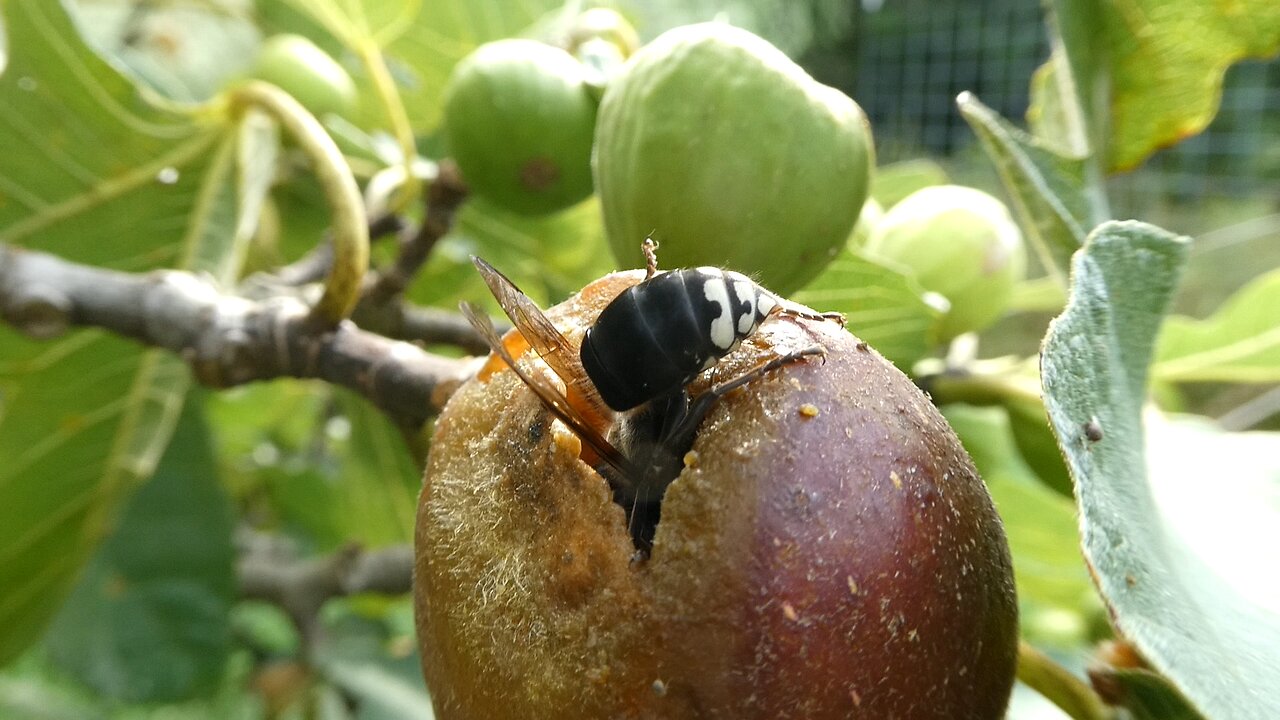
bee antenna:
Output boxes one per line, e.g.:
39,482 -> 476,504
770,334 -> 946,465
642,237 -> 660,279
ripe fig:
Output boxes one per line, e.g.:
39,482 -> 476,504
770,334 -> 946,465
593,24 -> 874,294
443,39 -> 597,215
414,272 -> 1018,719
864,185 -> 1027,341
251,34 -> 356,118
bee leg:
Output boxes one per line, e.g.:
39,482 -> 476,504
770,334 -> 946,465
623,346 -> 824,551
775,300 -> 846,327
662,344 -> 828,452
642,237 -> 660,280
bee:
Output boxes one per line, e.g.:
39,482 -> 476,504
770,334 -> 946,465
461,241 -> 842,547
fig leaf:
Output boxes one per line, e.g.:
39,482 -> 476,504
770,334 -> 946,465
791,248 -> 940,369
44,397 -> 235,703
1040,0 -> 1280,172
957,92 -> 1092,287
1042,220 -> 1280,717
0,0 -> 272,663
1154,267 -> 1280,384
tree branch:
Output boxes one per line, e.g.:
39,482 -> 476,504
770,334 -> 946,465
236,531 -> 414,651
0,243 -> 477,428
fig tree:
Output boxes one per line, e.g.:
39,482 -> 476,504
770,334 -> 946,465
414,271 -> 1018,719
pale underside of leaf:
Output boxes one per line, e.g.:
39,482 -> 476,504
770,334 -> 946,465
1043,221 -> 1280,718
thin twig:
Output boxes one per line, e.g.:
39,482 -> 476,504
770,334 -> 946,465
275,212 -> 407,287
367,160 -> 469,303
236,531 -> 413,651
1017,641 -> 1115,720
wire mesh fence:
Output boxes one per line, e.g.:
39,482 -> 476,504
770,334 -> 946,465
840,0 -> 1280,214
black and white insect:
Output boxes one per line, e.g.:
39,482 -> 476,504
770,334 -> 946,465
461,242 -> 841,546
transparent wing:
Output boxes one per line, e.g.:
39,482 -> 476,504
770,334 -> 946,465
471,257 -> 579,376
470,256 -> 614,424
460,302 -> 637,490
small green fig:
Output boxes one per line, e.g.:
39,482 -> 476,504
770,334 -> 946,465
415,272 -> 1018,719
251,34 -> 356,118
443,39 -> 597,215
593,23 -> 874,294
566,7 -> 641,58
849,196 -> 885,250
864,185 -> 1026,341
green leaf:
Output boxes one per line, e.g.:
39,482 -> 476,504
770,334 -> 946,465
0,11 -> 8,75
1089,667 -> 1207,720
43,395 -> 236,702
957,92 -> 1092,286
0,0 -> 272,663
791,247 -> 942,369
0,663 -> 106,720
266,0 -> 567,134
922,358 -> 1074,498
1043,221 -> 1280,717
942,405 -> 1096,647
67,0 -> 263,103
209,385 -> 420,549
1004,394 -> 1073,498
1047,0 -> 1280,171
1154,267 -> 1280,383
314,599 -> 433,720
1107,1 -> 1280,171
867,158 -> 948,209
0,649 -> 264,720
411,194 -> 612,313
1036,0 -> 1106,158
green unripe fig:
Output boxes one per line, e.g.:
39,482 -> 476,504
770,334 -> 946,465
849,196 -> 884,249
594,23 -> 874,294
443,39 -> 597,215
251,34 -> 356,118
865,185 -> 1026,341
566,7 -> 641,58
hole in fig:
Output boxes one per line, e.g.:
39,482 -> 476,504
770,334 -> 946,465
622,497 -> 661,554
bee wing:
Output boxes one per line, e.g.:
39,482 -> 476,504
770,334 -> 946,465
470,257 -> 587,389
460,302 -> 637,489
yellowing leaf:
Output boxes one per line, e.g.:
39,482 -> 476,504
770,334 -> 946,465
1102,0 -> 1280,171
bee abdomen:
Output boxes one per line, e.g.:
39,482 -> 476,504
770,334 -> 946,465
580,268 -> 776,411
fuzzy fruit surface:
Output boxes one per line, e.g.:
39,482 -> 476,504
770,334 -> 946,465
865,185 -> 1027,341
251,34 -> 356,118
443,39 -> 597,215
414,272 -> 1018,719
594,24 -> 874,294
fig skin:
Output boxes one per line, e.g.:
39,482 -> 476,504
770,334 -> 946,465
442,39 -> 597,215
414,272 -> 1018,719
251,34 -> 356,118
864,185 -> 1026,341
593,24 -> 874,294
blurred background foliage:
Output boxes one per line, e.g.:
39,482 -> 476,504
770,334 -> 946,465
0,0 -> 1277,718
